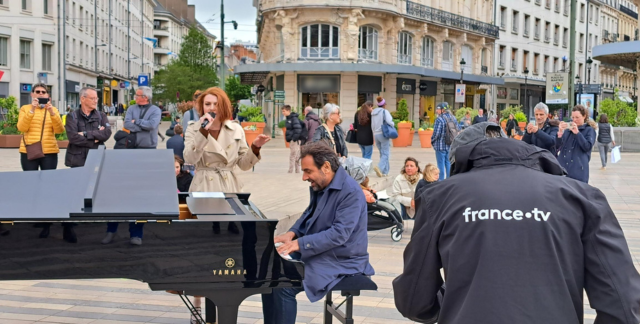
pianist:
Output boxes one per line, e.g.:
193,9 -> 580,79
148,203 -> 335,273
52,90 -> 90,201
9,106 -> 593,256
264,142 -> 375,324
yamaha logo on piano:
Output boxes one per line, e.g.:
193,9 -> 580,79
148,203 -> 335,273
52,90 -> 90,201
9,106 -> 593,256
212,258 -> 247,275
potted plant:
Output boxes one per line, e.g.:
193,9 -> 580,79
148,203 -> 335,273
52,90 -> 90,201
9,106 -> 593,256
418,122 -> 434,148
0,96 -> 22,148
499,105 -> 525,132
242,124 -> 261,147
515,112 -> 528,130
391,99 -> 412,147
238,105 -> 266,134
56,130 -> 69,149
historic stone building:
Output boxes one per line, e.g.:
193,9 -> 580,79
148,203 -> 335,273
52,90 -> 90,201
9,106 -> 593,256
239,0 -> 503,128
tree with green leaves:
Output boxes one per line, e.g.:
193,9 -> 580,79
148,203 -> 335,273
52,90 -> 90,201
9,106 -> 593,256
225,76 -> 253,104
151,27 -> 218,103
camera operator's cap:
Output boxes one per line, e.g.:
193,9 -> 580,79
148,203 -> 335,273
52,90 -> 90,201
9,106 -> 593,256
449,122 -> 506,164
436,102 -> 449,110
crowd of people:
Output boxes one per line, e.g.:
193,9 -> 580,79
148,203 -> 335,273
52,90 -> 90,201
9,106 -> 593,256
13,80 -> 640,324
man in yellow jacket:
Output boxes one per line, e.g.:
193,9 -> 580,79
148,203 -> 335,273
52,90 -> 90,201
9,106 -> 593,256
17,82 -> 65,170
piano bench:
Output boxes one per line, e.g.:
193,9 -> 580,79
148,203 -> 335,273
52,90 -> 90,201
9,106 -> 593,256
323,275 -> 377,324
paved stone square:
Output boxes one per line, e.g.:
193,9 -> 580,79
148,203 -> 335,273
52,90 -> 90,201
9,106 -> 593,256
0,125 -> 639,323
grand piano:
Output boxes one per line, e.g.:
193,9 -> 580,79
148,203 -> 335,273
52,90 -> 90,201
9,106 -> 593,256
0,147 -> 304,324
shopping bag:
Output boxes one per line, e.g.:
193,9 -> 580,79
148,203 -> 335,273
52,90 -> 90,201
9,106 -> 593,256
611,145 -> 621,164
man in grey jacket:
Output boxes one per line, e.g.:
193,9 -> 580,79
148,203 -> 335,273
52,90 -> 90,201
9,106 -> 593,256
124,86 -> 161,149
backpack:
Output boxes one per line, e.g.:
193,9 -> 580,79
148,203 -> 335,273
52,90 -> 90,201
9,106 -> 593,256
444,114 -> 460,146
298,119 -> 309,144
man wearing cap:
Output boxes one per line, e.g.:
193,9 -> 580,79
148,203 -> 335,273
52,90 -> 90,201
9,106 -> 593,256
393,122 -> 640,324
430,103 -> 458,181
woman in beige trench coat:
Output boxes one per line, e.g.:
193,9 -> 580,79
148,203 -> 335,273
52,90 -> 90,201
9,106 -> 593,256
182,87 -> 269,324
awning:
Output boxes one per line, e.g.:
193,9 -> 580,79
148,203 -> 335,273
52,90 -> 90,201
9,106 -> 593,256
235,62 -> 505,86
619,96 -> 634,103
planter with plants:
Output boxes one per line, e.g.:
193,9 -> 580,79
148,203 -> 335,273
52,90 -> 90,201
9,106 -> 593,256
418,122 -> 434,148
391,99 -> 413,147
499,105 -> 526,133
455,107 -> 478,128
56,130 -> 69,149
238,105 -> 266,135
0,96 -> 22,148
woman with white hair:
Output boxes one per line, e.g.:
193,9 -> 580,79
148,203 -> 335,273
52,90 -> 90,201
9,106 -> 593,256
312,103 -> 348,157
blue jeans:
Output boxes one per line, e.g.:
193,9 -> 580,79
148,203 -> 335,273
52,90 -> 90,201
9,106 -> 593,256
359,145 -> 373,159
374,134 -> 390,175
262,287 -> 304,324
106,222 -> 144,238
435,149 -> 451,181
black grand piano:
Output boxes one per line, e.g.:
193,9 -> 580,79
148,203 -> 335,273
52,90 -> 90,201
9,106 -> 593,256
0,147 -> 304,324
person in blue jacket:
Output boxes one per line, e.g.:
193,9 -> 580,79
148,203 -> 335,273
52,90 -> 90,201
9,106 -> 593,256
263,142 -> 374,324
556,104 -> 597,183
522,102 -> 559,153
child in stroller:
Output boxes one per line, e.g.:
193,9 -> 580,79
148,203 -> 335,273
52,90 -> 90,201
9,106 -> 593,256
342,157 -> 405,242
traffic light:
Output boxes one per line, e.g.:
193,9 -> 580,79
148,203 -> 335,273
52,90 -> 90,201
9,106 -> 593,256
232,21 -> 238,30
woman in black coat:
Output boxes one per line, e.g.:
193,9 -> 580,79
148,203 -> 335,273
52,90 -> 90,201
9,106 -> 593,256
174,155 -> 193,192
505,114 -> 520,137
353,101 -> 374,159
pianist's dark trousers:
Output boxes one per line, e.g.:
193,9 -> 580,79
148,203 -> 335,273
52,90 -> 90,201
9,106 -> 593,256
262,287 -> 303,324
106,222 -> 144,238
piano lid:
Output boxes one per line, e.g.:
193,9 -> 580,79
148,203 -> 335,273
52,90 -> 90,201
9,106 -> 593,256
0,146 -> 181,220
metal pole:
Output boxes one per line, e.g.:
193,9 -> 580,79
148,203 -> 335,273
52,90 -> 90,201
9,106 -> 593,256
220,0 -> 225,91
57,0 -> 61,106
63,0 -> 67,112
584,0 -> 589,82
525,76 -> 528,112
492,0 -> 497,118
108,0 -> 111,78
141,0 -> 144,78
127,0 -> 130,80
94,0 -> 97,74
569,0 -> 577,109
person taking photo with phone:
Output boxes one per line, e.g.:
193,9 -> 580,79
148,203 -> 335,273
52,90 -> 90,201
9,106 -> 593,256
523,103 -> 559,153
556,104 -> 597,183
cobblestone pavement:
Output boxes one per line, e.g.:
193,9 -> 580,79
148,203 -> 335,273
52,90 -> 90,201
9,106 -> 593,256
0,123 -> 638,323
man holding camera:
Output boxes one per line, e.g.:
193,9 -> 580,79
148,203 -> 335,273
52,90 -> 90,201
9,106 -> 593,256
523,103 -> 559,153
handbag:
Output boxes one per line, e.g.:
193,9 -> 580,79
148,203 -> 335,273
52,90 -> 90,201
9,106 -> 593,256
611,145 -> 621,164
346,123 -> 358,144
381,110 -> 398,139
23,110 -> 48,160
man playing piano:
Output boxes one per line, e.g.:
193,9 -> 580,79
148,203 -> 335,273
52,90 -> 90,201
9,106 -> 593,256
264,142 -> 375,324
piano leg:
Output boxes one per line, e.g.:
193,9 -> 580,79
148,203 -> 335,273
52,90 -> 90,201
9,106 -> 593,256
205,298 -> 216,323
188,288 -> 272,324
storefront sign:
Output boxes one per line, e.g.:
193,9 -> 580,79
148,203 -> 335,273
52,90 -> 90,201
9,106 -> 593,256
419,81 -> 437,96
119,82 -> 126,89
20,84 -> 32,93
110,80 -> 118,88
97,79 -> 104,86
66,81 -> 80,93
396,78 -> 416,94
257,84 -> 266,93
298,75 -> 340,93
455,84 -> 466,103
37,73 -> 47,84
546,73 -> 569,104
124,81 -> 131,88
358,75 -> 382,93
576,84 -> 601,94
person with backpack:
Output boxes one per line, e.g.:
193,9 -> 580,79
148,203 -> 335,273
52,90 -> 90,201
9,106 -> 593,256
431,102 -> 459,181
282,105 -> 307,173
353,101 -> 374,159
371,96 -> 394,177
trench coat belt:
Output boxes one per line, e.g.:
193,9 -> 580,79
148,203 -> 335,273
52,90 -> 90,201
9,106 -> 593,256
198,166 -> 235,181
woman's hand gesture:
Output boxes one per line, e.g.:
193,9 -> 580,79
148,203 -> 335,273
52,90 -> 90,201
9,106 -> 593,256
252,134 -> 271,148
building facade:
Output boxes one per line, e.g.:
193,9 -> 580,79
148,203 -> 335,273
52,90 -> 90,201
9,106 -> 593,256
0,0 -> 60,107
495,0 -> 603,118
239,0 -> 503,129
598,0 -> 638,101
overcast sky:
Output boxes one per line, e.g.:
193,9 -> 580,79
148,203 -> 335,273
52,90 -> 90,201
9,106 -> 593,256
189,0 -> 258,44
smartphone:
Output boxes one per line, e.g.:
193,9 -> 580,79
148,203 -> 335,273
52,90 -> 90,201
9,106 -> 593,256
182,164 -> 195,172
37,98 -> 49,107
529,118 -> 536,126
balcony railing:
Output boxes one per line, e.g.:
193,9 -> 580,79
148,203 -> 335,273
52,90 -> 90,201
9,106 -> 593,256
545,0 -> 551,8
512,26 -> 518,34
421,57 -> 434,68
498,60 -> 505,69
358,48 -> 378,61
535,0 -> 540,4
153,26 -> 169,30
534,31 -> 540,39
524,28 -> 529,36
620,5 -> 639,19
398,54 -> 412,65
406,1 -> 499,38
511,60 -> 517,71
554,36 -> 559,45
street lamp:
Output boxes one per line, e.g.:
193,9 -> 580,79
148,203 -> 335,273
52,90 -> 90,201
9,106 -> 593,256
523,67 -> 529,114
576,74 -> 582,104
459,58 -> 466,109
219,0 -> 238,91
586,57 -> 593,84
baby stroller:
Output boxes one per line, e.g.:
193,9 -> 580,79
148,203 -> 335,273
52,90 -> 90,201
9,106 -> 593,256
342,157 -> 405,242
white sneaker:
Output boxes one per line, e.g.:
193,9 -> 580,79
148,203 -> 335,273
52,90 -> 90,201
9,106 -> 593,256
130,237 -> 142,245
101,232 -> 115,244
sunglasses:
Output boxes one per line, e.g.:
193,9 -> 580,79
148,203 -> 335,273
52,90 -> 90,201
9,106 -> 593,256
34,90 -> 47,94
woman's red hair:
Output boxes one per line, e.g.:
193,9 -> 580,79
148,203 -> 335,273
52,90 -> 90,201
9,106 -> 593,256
196,87 -> 233,123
